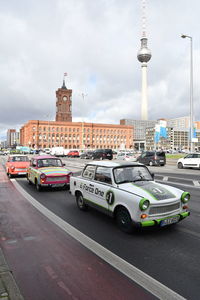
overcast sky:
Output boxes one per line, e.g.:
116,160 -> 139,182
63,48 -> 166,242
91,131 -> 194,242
0,0 -> 199,140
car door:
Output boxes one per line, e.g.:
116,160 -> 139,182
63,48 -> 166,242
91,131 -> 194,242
183,154 -> 194,167
92,166 -> 114,211
191,153 -> 200,168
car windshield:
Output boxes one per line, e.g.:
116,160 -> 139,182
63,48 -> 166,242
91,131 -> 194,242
10,156 -> 29,162
37,158 -> 62,168
113,166 -> 152,184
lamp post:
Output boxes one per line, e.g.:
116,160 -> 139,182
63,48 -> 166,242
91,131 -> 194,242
181,34 -> 194,152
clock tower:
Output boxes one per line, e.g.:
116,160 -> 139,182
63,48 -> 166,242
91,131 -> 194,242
56,79 -> 72,122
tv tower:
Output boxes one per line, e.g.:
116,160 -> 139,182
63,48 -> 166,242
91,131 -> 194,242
137,0 -> 152,120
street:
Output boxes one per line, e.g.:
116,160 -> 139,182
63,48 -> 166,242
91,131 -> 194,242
0,156 -> 200,299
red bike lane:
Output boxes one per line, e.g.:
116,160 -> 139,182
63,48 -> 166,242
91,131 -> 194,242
0,164 -> 156,300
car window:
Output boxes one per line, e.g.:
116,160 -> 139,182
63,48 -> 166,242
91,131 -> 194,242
185,154 -> 193,159
82,165 -> 96,179
114,166 -> 152,184
37,159 -> 62,168
10,156 -> 29,162
94,167 -> 112,184
156,152 -> 165,157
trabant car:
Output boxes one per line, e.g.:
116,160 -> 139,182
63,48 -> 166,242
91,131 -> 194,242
70,161 -> 190,233
27,155 -> 72,191
6,155 -> 30,178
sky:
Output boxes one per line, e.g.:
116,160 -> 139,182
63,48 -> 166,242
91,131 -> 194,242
0,0 -> 199,140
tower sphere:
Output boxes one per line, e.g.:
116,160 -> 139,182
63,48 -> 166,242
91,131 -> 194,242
137,37 -> 152,63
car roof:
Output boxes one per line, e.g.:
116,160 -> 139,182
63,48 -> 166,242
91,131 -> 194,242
33,155 -> 58,160
9,154 -> 28,157
85,161 -> 144,168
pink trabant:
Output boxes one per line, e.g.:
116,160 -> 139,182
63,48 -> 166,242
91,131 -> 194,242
27,155 -> 72,191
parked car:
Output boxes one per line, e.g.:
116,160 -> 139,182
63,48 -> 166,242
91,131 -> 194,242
137,151 -> 166,166
116,152 -> 137,162
27,155 -> 72,191
67,150 -> 80,158
177,153 -> 200,169
80,151 -> 94,159
91,149 -> 113,160
70,161 -> 190,233
6,155 -> 30,177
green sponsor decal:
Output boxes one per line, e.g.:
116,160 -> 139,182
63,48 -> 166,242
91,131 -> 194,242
132,182 -> 175,201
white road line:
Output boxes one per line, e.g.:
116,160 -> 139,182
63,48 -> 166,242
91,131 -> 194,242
12,179 -> 186,300
193,180 -> 200,186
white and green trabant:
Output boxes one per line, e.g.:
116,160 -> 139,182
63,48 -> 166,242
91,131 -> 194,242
27,155 -> 72,191
70,161 -> 190,233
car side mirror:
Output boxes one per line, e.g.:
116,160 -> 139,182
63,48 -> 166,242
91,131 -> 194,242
151,172 -> 154,180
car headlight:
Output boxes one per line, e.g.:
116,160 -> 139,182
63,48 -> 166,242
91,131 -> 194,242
181,192 -> 190,203
40,173 -> 46,179
139,198 -> 150,211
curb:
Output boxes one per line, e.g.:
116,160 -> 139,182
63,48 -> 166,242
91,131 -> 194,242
0,249 -> 24,300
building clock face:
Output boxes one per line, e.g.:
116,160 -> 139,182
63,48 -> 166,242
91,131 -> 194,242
63,96 -> 67,101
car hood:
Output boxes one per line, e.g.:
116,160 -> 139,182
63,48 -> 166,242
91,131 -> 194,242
119,181 -> 177,201
38,167 -> 70,176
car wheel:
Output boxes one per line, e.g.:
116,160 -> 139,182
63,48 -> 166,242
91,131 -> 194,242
76,193 -> 88,211
149,161 -> 154,166
35,180 -> 42,191
116,207 -> 133,233
178,162 -> 183,169
99,156 -> 103,160
8,173 -> 12,178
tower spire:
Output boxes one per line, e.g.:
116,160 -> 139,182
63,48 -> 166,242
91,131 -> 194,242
62,72 -> 68,89
137,0 -> 152,120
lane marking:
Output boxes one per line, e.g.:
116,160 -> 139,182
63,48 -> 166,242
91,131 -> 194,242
163,176 -> 168,181
12,179 -> 186,300
193,180 -> 200,186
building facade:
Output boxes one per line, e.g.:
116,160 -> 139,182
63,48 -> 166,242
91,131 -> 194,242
7,129 -> 20,148
145,126 -> 200,151
20,120 -> 133,150
120,119 -> 156,150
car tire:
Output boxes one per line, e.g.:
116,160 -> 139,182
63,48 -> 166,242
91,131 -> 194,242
178,162 -> 183,169
99,156 -> 103,160
8,173 -> 12,178
76,193 -> 88,211
149,161 -> 154,166
35,180 -> 42,191
116,207 -> 133,233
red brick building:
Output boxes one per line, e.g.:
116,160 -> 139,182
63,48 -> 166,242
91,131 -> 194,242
20,80 -> 133,150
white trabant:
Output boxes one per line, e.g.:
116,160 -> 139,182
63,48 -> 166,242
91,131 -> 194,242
70,161 -> 190,233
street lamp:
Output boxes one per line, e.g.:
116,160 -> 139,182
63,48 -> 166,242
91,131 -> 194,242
181,34 -> 194,152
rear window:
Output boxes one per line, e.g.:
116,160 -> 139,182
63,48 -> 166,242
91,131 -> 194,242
156,152 -> 166,157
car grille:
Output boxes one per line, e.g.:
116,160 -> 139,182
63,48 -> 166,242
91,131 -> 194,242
149,203 -> 180,215
46,176 -> 67,182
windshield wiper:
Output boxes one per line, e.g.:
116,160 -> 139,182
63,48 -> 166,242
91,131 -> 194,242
133,178 -> 150,182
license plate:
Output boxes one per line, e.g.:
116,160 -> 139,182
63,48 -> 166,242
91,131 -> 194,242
51,183 -> 65,187
160,216 -> 180,227
160,160 -> 164,162
18,172 -> 26,175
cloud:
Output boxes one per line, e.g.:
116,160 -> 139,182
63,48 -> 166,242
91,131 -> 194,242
0,0 -> 200,141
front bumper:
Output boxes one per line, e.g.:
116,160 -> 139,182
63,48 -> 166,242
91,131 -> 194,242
139,211 -> 190,228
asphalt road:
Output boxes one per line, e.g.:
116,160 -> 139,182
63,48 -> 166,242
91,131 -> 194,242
11,158 -> 200,300
1,156 -> 200,299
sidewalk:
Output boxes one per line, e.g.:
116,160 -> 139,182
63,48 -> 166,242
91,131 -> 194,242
0,249 -> 24,300
0,166 -> 24,299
